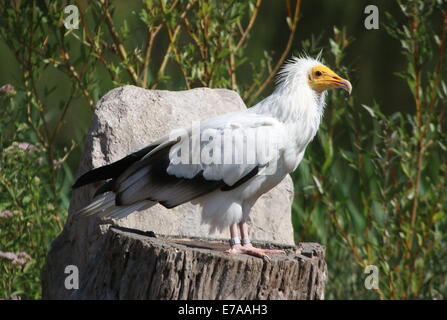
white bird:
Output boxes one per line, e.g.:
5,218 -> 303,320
73,56 -> 352,258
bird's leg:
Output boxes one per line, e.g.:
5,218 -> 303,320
225,222 -> 285,258
225,223 -> 243,255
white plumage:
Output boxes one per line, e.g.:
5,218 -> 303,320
74,56 -> 351,257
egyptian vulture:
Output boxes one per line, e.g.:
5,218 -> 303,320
73,56 -> 352,258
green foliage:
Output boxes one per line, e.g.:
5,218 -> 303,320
293,1 -> 447,299
0,88 -> 67,299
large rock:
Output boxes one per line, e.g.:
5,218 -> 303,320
42,86 -> 296,299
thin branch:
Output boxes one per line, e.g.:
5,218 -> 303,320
158,0 -> 196,89
76,0 -> 108,67
142,25 -> 162,88
75,0 -> 118,84
49,83 -> 77,145
408,10 -> 429,232
236,0 -> 262,51
60,49 -> 95,108
141,1 -> 180,88
182,16 -> 206,59
181,16 -> 208,87
247,0 -> 301,105
101,1 -> 139,84
228,37 -> 237,90
151,24 -> 182,88
200,0 -> 211,83
151,1 -> 190,88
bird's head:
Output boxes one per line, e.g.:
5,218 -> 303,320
276,56 -> 352,96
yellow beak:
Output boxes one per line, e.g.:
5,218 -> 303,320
309,66 -> 352,94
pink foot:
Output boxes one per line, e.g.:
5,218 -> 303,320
225,243 -> 285,259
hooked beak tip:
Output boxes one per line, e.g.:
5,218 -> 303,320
341,79 -> 352,95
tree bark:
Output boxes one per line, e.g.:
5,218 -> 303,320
49,226 -> 327,300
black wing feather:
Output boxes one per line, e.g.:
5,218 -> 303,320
93,180 -> 115,197
72,144 -> 157,189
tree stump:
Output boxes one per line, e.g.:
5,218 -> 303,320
54,226 -> 327,300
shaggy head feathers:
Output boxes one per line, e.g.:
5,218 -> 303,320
275,54 -> 324,91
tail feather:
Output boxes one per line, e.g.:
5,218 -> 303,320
78,193 -> 115,216
77,192 -> 155,220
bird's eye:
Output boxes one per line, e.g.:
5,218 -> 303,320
315,71 -> 322,77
